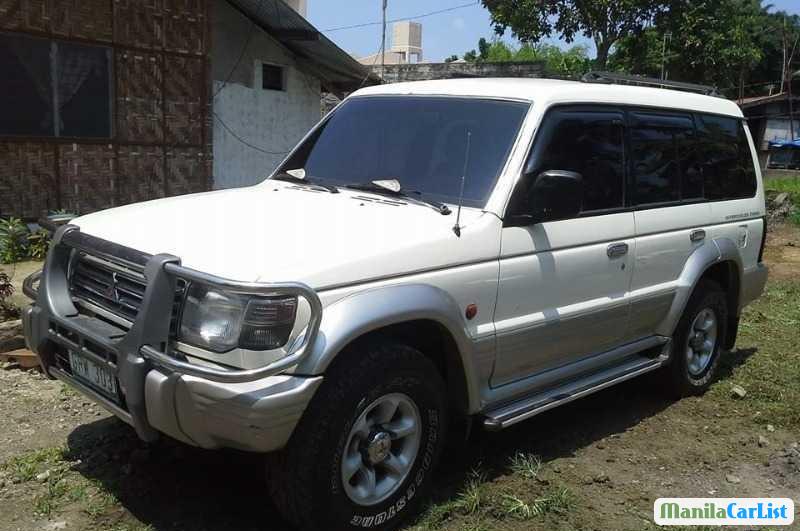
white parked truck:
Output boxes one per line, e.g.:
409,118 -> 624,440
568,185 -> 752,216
24,77 -> 767,531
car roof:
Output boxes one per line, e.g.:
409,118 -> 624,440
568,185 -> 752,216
352,78 -> 743,118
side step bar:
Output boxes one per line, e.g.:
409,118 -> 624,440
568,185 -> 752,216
483,346 -> 670,431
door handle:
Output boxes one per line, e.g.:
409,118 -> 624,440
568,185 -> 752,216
690,229 -> 706,242
607,242 -> 629,258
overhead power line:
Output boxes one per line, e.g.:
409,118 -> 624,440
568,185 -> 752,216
323,1 -> 479,33
213,112 -> 290,156
213,20 -> 255,100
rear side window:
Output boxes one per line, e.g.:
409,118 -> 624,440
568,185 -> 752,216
696,115 -> 757,200
629,112 -> 697,205
524,109 -> 625,213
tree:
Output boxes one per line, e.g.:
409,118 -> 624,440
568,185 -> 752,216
478,37 -> 491,60
482,0 -> 669,68
610,0 -> 791,97
444,55 -> 460,63
458,38 -> 591,77
533,43 -> 593,77
484,40 -> 515,62
607,28 -> 665,77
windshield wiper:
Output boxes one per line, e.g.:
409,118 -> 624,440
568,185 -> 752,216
343,180 -> 451,215
274,172 -> 339,194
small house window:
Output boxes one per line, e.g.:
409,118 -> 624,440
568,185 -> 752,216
0,33 -> 111,138
262,63 -> 285,91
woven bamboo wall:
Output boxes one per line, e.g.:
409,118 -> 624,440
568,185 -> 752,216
0,143 -> 58,219
117,145 -> 166,205
0,0 -> 211,219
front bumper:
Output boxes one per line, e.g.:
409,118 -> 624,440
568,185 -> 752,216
23,225 -> 323,452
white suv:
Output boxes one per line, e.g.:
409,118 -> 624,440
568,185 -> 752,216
23,78 -> 767,531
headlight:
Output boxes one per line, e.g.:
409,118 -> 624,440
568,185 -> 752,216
179,284 -> 298,353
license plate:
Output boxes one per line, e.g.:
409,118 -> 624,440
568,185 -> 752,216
69,351 -> 118,399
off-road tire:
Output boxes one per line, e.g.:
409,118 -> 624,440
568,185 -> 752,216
267,343 -> 447,531
665,279 -> 728,397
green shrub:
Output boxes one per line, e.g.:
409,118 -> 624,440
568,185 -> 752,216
0,271 -> 16,320
28,229 -> 51,260
0,271 -> 12,300
0,217 -> 29,264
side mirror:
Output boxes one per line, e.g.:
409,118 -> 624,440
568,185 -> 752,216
527,170 -> 583,223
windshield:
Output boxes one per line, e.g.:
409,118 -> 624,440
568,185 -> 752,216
276,96 -> 530,208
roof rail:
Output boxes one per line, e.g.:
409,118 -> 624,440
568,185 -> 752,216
581,71 -> 720,97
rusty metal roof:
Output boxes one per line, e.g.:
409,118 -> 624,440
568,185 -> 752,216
225,0 -> 379,93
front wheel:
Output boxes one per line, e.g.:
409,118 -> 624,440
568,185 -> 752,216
665,279 -> 728,397
267,343 -> 447,531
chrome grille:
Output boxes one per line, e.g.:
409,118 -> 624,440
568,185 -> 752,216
69,254 -> 186,332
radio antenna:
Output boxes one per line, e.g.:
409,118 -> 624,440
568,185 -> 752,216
453,130 -> 472,237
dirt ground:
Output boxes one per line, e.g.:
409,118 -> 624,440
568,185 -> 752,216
764,222 -> 800,281
0,225 -> 798,531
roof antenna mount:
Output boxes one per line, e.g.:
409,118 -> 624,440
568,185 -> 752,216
452,130 -> 472,237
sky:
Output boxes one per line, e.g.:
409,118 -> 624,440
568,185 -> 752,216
308,0 -> 800,63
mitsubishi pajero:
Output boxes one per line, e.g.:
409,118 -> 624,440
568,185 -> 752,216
24,77 -> 768,531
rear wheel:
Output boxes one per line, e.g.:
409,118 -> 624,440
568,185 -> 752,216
665,280 -> 728,397
267,343 -> 447,531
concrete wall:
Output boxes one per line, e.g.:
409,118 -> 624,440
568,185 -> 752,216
212,0 -> 320,189
375,61 -> 545,84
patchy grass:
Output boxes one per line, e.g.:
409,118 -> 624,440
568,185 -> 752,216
0,445 -> 88,518
2,446 -> 68,483
413,461 -> 574,530
508,452 -> 542,480
500,487 -> 573,520
84,486 -> 119,519
107,524 -> 155,531
709,280 -> 800,429
453,472 -> 487,515
0,445 -> 124,526
415,469 -> 490,529
58,382 -> 80,401
765,174 -> 800,196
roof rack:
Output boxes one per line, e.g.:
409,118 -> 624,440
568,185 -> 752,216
581,71 -> 720,97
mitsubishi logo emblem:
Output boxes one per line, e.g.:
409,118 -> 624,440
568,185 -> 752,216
105,272 -> 121,303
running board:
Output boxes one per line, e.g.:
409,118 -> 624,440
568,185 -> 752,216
483,347 -> 670,431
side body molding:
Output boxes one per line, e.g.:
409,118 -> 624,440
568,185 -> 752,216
295,284 -> 483,413
655,237 -> 743,338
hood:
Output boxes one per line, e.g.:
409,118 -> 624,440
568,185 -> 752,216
72,181 -> 501,289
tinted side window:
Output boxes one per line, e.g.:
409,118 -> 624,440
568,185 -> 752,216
630,112 -> 695,205
696,115 -> 757,200
522,109 -> 625,214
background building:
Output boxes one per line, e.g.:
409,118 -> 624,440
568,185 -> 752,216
738,89 -> 800,169
359,21 -> 423,66
0,0 -> 368,219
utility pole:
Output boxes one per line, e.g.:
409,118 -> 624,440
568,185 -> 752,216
784,16 -> 797,141
660,32 -> 672,81
381,0 -> 388,81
